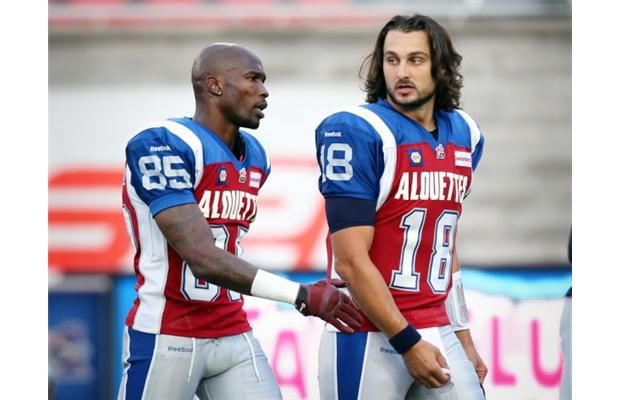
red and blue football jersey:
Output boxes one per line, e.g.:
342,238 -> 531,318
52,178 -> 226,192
316,99 -> 483,330
122,117 -> 270,338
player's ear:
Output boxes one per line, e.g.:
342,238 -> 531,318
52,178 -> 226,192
206,76 -> 223,96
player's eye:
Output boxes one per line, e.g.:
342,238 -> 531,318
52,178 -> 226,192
249,75 -> 265,84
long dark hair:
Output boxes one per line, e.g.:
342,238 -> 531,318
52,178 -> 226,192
361,14 -> 463,111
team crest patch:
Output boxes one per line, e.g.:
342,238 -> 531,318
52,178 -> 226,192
454,151 -> 472,167
407,149 -> 424,166
435,144 -> 446,159
216,166 -> 228,185
238,167 -> 247,183
249,171 -> 262,188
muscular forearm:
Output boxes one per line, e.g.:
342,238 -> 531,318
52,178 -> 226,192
341,259 -> 408,337
192,246 -> 259,294
155,203 -> 258,294
331,226 -> 407,337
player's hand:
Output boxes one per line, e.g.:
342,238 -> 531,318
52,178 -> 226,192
462,342 -> 488,384
402,339 -> 451,389
295,279 -> 363,333
455,329 -> 488,384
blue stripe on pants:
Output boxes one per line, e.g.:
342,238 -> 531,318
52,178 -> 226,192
337,332 -> 368,400
126,328 -> 156,400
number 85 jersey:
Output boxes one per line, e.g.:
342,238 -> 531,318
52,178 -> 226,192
122,117 -> 270,338
315,99 -> 484,331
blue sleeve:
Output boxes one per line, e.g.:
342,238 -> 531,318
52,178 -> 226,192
125,126 -> 198,216
315,112 -> 384,201
325,197 -> 376,232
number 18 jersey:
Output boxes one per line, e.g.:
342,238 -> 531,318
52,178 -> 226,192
315,99 -> 484,331
122,117 -> 270,338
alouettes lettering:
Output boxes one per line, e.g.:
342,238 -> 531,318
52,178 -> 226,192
394,171 -> 469,203
197,190 -> 259,221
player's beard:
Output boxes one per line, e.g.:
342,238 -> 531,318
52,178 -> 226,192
387,86 -> 435,111
237,114 -> 260,130
222,105 -> 261,130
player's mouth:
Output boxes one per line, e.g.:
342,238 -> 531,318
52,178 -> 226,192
395,82 -> 416,96
254,101 -> 268,118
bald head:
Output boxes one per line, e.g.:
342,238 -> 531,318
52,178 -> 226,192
191,43 -> 262,95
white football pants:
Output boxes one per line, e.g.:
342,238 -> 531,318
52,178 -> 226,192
117,327 -> 281,400
319,325 -> 485,400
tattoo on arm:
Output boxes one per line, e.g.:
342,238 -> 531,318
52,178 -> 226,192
155,203 -> 257,294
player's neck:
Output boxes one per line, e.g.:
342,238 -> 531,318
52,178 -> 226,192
193,109 -> 238,150
393,100 -> 436,132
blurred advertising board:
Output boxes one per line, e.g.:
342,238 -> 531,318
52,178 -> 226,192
48,270 -> 570,399
48,276 -> 114,400
109,269 -> 570,400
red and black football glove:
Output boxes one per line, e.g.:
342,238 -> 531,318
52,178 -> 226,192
295,279 -> 363,333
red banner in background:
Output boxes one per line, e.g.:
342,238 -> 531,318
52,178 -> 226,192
49,168 -> 128,272
48,157 -> 327,273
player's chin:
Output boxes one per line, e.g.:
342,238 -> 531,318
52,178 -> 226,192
249,110 -> 265,127
242,117 -> 261,130
396,92 -> 418,103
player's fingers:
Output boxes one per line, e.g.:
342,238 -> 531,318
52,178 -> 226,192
327,279 -> 348,288
334,305 -> 362,330
436,352 -> 449,369
340,292 -> 361,308
336,301 -> 361,317
418,374 -> 443,389
428,373 -> 450,388
329,317 -> 354,334
413,363 -> 449,389
427,365 -> 450,387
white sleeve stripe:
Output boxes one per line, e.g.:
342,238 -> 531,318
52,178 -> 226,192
341,106 -> 397,210
161,120 -> 204,189
455,109 -> 481,150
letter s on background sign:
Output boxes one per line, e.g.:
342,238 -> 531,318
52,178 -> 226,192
49,158 -> 328,273
49,168 -> 130,273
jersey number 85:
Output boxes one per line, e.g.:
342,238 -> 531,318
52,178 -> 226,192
138,155 -> 192,190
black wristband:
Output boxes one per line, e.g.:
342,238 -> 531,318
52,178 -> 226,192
294,285 -> 309,314
389,324 -> 422,354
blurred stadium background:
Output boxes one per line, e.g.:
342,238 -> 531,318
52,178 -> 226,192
48,0 -> 571,399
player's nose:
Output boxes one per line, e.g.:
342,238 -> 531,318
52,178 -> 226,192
396,61 -> 409,79
257,81 -> 269,98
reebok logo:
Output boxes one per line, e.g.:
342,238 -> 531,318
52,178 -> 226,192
380,347 -> 398,355
168,346 -> 193,353
324,131 -> 342,137
150,145 -> 172,152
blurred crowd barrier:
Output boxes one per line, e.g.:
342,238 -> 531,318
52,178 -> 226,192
49,0 -> 571,30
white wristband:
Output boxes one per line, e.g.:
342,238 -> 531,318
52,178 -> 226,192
445,271 -> 470,331
250,269 -> 300,305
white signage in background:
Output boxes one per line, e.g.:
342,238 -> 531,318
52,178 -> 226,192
245,290 -> 565,400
